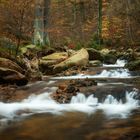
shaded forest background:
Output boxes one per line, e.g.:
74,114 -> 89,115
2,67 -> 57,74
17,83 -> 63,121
0,0 -> 140,52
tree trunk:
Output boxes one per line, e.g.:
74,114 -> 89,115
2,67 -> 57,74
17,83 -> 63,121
34,0 -> 44,46
98,0 -> 102,46
43,0 -> 51,46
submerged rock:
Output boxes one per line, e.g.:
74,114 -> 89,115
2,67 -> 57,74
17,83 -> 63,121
52,79 -> 97,103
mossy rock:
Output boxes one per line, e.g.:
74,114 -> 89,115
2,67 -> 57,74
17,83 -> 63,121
103,54 -> 117,64
89,60 -> 102,67
20,44 -> 37,54
86,48 -> 103,61
42,52 -> 68,61
125,60 -> 140,71
0,57 -> 24,73
0,67 -> 28,86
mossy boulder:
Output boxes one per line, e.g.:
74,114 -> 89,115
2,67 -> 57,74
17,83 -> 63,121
39,52 -> 68,74
103,53 -> 117,64
100,48 -> 110,55
39,60 -> 57,74
20,44 -> 36,54
125,60 -> 140,71
118,48 -> 136,62
86,48 -> 103,61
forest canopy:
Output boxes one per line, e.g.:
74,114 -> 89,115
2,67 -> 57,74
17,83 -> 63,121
0,0 -> 140,53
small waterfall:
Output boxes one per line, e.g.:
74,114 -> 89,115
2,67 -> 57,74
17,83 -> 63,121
71,94 -> 98,105
51,59 -> 130,80
0,89 -> 139,121
71,89 -> 139,106
97,69 -> 130,77
70,89 -> 139,118
103,59 -> 127,67
52,68 -> 130,80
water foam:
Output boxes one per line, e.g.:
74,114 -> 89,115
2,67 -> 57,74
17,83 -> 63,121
97,69 -> 130,78
51,68 -> 130,80
103,59 -> 127,67
0,89 -> 139,120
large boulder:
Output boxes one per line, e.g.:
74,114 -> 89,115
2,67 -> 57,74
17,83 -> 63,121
39,52 -> 68,74
53,48 -> 89,73
86,48 -> 103,61
125,60 -> 140,71
0,57 -> 24,73
0,67 -> 28,86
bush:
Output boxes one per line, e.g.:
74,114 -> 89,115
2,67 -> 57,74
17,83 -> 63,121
88,33 -> 103,50
75,42 -> 84,50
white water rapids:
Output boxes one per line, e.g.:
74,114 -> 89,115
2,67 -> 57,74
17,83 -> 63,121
0,89 -> 139,121
52,68 -> 130,80
52,60 -> 130,80
0,59 -> 139,126
103,59 -> 127,67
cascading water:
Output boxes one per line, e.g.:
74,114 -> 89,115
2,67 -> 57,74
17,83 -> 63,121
0,89 -> 139,122
103,59 -> 127,67
52,68 -> 130,80
51,59 -> 131,80
97,69 -> 130,77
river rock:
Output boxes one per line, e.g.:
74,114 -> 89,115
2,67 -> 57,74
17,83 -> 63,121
42,52 -> 68,62
39,60 -> 58,67
0,67 -> 28,86
39,52 -> 68,74
39,60 -> 56,75
100,48 -> 110,55
20,44 -> 36,54
0,57 -> 24,73
103,53 -> 117,64
53,48 -> 89,73
125,60 -> 140,71
52,79 -> 97,104
86,48 -> 103,61
118,48 -> 136,62
37,48 -> 55,58
89,60 -> 102,67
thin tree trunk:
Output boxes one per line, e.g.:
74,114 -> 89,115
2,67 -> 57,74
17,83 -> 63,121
43,0 -> 51,46
126,0 -> 134,45
98,0 -> 102,46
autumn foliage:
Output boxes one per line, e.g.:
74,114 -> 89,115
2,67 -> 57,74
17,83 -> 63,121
0,0 -> 140,49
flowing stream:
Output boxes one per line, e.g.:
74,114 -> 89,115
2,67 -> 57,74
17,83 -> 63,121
0,59 -> 140,140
